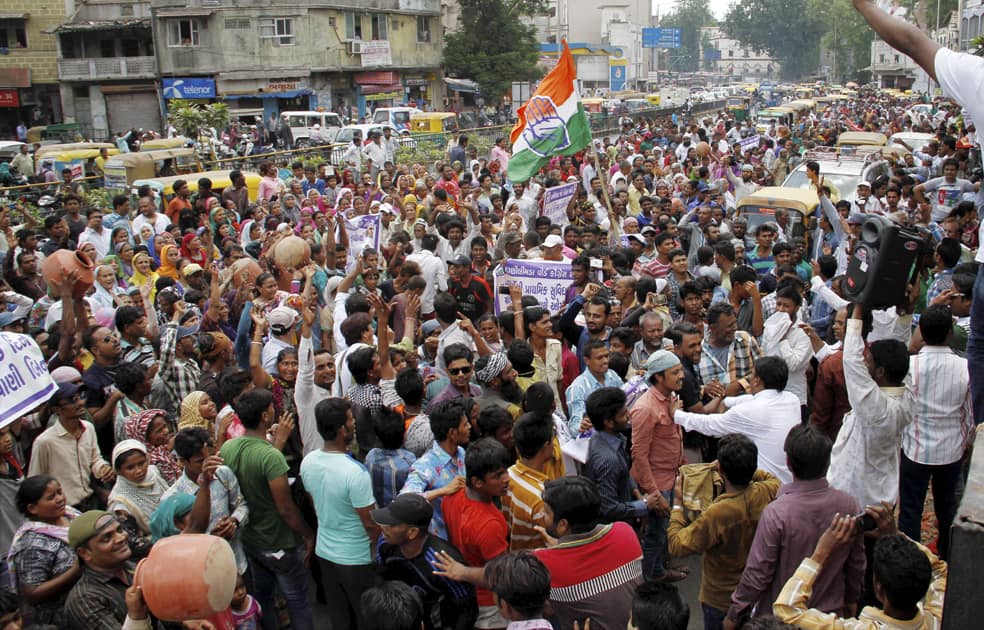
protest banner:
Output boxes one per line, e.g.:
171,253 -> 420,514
540,182 -> 578,227
739,134 -> 761,152
492,259 -> 573,315
0,332 -> 57,429
345,214 -> 381,268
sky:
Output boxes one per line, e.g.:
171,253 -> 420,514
652,0 -> 732,21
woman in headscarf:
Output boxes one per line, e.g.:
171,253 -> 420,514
129,251 -> 158,297
157,244 -> 181,280
6,476 -> 80,626
208,201 -> 235,239
181,232 -> 208,267
90,263 -> 127,310
123,409 -> 180,484
115,241 -> 135,278
335,188 -> 354,215
281,193 -> 301,224
107,439 -> 169,560
178,391 -> 219,435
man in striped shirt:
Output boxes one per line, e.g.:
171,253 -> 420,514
502,413 -> 554,551
898,305 -> 972,561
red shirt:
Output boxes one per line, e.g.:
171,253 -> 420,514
442,489 -> 508,607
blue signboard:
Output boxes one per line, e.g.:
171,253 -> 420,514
162,78 -> 216,99
705,49 -> 722,61
642,27 -> 682,49
610,63 -> 626,92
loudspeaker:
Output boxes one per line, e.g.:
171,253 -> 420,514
841,215 -> 925,309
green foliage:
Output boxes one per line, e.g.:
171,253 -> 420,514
166,100 -> 230,143
724,0 -> 828,80
820,0 -> 875,83
973,34 -> 984,56
659,0 -> 716,73
443,0 -> 544,104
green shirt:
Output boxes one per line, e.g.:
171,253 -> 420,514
220,435 -> 298,551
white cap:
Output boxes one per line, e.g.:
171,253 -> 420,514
543,234 -> 564,248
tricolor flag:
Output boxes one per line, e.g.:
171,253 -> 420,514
508,40 -> 592,183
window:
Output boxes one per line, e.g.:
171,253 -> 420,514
728,49 -> 733,57
100,40 -> 116,57
167,19 -> 200,47
742,49 -> 749,58
0,19 -> 28,49
371,14 -> 387,40
416,16 -> 431,42
121,39 -> 140,57
345,12 -> 362,39
259,17 -> 295,45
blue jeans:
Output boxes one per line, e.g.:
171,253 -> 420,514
641,489 -> 673,578
702,603 -> 726,630
246,544 -> 314,630
968,268 -> 984,427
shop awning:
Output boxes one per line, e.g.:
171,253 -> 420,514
48,18 -> 150,34
222,89 -> 314,99
155,8 -> 214,17
444,77 -> 479,94
361,83 -> 402,95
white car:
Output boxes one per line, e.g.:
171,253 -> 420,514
782,149 -> 893,203
281,111 -> 344,148
371,107 -> 422,135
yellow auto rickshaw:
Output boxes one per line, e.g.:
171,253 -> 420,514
736,187 -> 819,249
645,93 -> 661,106
581,98 -> 605,114
726,95 -> 753,121
36,146 -> 120,177
836,131 -> 888,149
132,170 -> 261,206
409,113 -> 460,135
139,137 -> 193,150
103,148 -> 203,194
25,123 -> 85,145
34,142 -> 116,166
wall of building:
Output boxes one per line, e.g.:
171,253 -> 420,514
0,0 -> 65,134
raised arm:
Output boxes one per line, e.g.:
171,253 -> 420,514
248,309 -> 273,389
853,0 -> 940,80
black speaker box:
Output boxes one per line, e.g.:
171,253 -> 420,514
841,215 -> 925,309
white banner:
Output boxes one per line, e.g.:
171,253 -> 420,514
0,332 -> 57,429
739,134 -> 761,152
540,182 -> 578,227
492,259 -> 574,315
346,214 -> 381,268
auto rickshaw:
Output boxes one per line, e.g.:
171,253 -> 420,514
581,98 -> 605,114
25,123 -> 85,145
139,137 -> 193,150
35,146 -> 120,177
736,187 -> 819,249
102,148 -> 202,194
726,95 -> 752,122
132,169 -> 261,210
409,113 -> 460,136
34,142 -> 116,167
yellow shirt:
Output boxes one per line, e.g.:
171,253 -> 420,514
502,460 -> 550,551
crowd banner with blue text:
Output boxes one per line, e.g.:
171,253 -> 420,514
346,214 -> 381,270
162,78 -> 217,100
492,259 -> 574,315
541,182 -> 578,226
0,333 -> 57,429
739,134 -> 761,152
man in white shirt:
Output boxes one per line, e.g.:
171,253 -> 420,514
828,303 -> 914,509
363,130 -> 386,179
405,233 -> 448,318
898,305 -> 972,561
130,196 -> 170,237
761,286 -> 813,417
80,208 -> 113,260
672,356 -> 801,484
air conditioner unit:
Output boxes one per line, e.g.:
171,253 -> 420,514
347,40 -> 364,55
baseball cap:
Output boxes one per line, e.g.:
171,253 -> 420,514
421,319 -> 441,336
68,510 -> 114,548
448,254 -> 471,267
848,213 -> 866,225
182,263 -> 204,277
0,311 -> 25,328
696,181 -> 710,192
543,234 -> 564,249
626,233 -> 646,246
50,381 -> 85,403
857,180 -> 872,188
641,225 -> 657,236
371,493 -> 433,528
644,350 -> 681,380
176,308 -> 201,340
268,306 -> 300,334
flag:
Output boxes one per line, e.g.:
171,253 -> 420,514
508,40 -> 592,183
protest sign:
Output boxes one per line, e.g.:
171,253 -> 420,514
492,259 -> 573,315
0,332 -> 57,429
345,214 -> 381,269
739,134 -> 761,152
540,182 -> 578,227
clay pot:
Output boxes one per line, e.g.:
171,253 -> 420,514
696,141 -> 711,157
41,249 -> 95,299
273,235 -> 311,270
230,257 -> 262,286
135,534 -> 236,622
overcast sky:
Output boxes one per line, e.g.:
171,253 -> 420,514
652,0 -> 732,21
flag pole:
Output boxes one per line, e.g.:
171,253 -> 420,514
591,143 -> 620,245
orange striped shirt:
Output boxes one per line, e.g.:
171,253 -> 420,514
502,461 -> 549,551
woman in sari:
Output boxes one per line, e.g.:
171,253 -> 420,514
90,264 -> 127,310
107,439 -> 170,560
157,244 -> 181,280
181,232 -> 208,267
6,476 -> 81,626
129,251 -> 158,297
115,241 -> 135,278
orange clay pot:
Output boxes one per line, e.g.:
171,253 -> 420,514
696,141 -> 711,157
273,235 -> 311,270
135,534 -> 236,622
40,249 -> 95,299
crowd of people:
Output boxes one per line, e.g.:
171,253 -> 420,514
0,3 -> 981,630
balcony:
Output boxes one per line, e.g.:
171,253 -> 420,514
58,56 -> 157,81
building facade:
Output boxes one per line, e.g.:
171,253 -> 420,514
700,27 -> 778,80
151,0 -> 444,128
960,0 -> 984,50
55,1 -> 158,141
0,0 -> 64,137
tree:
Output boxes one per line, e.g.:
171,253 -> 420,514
166,100 -> 229,141
659,0 -> 716,73
723,0 -> 827,80
821,0 -> 875,83
443,0 -> 545,105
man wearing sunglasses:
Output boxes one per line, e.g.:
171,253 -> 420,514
28,383 -> 114,511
